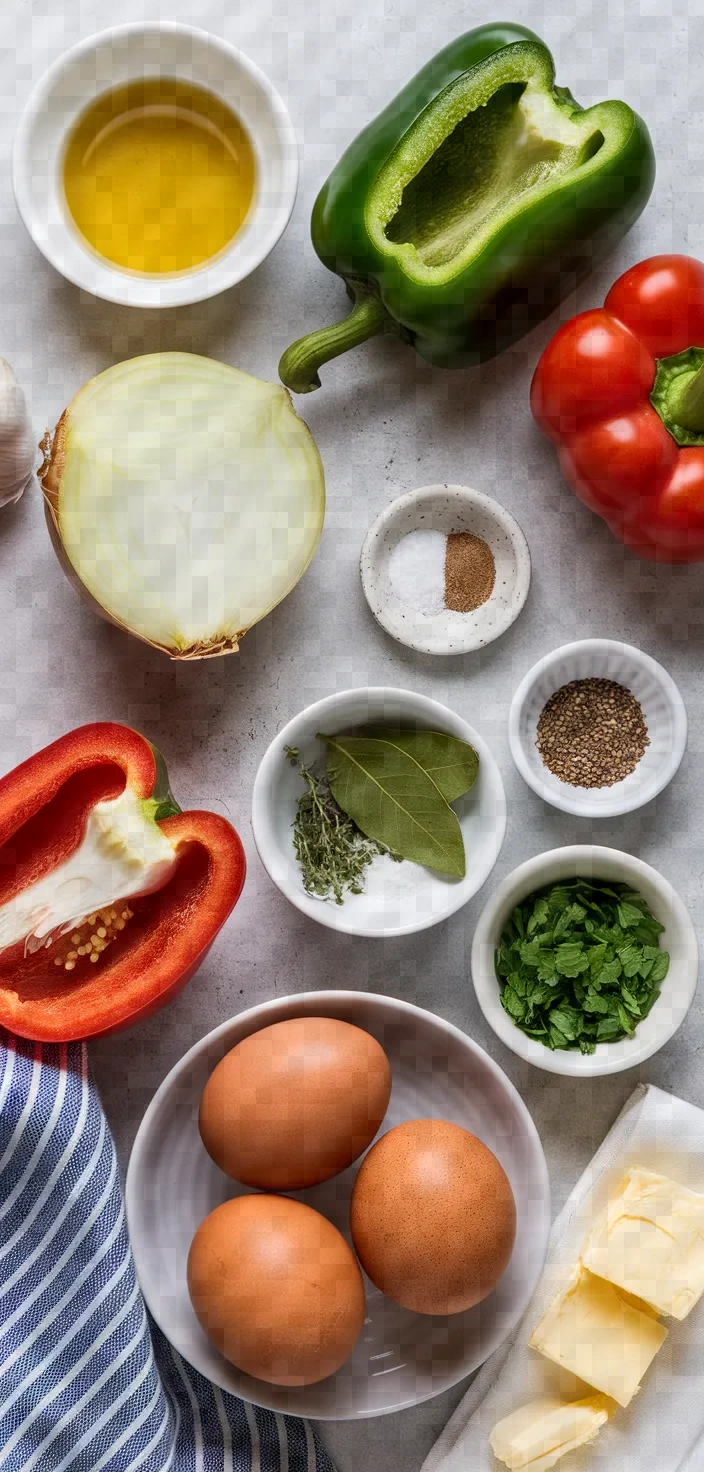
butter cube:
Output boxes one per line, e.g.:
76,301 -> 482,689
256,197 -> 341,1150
582,1167 -> 704,1321
489,1394 -> 613,1471
528,1263 -> 666,1407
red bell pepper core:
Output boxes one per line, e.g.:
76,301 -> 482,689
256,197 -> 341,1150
531,254 -> 704,561
0,723 -> 245,1042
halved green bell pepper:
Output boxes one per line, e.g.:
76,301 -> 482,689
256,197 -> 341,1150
279,23 -> 655,393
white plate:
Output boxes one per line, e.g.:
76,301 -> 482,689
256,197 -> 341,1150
251,686 -> 506,937
12,23 -> 298,307
125,991 -> 551,1419
472,846 -> 699,1076
360,485 -> 531,655
508,639 -> 687,817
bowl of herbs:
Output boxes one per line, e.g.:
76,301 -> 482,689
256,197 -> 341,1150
251,686 -> 506,937
472,846 -> 698,1076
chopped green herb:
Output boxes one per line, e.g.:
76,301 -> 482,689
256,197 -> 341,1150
495,879 -> 669,1052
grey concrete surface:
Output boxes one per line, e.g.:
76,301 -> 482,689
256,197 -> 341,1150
1,0 -> 703,1468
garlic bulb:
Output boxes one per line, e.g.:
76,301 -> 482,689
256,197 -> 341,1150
0,358 -> 34,507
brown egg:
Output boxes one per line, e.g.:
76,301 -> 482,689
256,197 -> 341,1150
350,1119 -> 516,1316
187,1194 -> 366,1385
199,1016 -> 392,1189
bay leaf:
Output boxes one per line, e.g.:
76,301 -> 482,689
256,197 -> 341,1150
319,733 -> 466,878
355,728 -> 478,803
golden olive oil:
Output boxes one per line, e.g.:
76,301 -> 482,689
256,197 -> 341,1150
63,77 -> 256,275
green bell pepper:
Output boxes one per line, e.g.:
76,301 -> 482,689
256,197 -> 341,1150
279,23 -> 655,393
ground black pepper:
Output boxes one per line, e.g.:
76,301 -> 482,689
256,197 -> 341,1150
444,531 -> 495,612
536,677 -> 649,788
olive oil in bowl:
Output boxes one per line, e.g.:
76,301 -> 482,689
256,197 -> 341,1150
63,77 -> 256,275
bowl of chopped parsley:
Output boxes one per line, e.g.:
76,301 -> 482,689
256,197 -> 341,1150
471,847 -> 698,1076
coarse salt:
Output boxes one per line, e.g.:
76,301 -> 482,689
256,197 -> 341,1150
388,529 -> 447,615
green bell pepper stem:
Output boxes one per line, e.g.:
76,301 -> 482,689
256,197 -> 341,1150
279,279 -> 387,394
671,361 -> 704,433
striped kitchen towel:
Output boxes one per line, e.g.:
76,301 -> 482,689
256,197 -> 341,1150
0,1032 -> 335,1472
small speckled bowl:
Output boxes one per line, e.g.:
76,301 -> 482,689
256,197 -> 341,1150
360,485 -> 531,655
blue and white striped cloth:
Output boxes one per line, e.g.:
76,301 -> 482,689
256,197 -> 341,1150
0,1033 -> 335,1472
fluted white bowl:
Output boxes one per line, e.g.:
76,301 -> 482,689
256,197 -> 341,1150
508,639 -> 687,817
472,846 -> 698,1077
125,991 -> 551,1418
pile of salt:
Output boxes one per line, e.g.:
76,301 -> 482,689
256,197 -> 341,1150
388,529 -> 447,615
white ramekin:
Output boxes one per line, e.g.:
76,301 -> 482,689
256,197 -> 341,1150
508,639 -> 687,818
251,686 -> 506,938
12,23 -> 298,308
472,846 -> 698,1077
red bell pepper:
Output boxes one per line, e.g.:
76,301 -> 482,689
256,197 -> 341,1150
0,724 -> 245,1042
531,254 -> 704,560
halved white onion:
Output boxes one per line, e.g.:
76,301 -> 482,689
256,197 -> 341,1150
41,353 -> 325,658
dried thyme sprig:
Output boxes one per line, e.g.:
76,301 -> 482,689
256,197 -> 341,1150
286,746 -> 387,904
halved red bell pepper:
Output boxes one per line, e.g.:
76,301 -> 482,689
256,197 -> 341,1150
531,254 -> 704,561
0,723 -> 245,1042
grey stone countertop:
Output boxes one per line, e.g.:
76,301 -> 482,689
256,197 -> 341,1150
1,0 -> 703,1467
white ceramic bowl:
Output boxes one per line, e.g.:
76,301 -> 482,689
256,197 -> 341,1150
251,686 -> 506,937
360,485 -> 531,655
509,639 -> 687,817
13,23 -> 298,307
472,846 -> 698,1077
125,990 -> 551,1419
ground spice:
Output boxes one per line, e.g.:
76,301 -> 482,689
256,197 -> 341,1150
444,531 -> 495,612
536,677 -> 649,788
